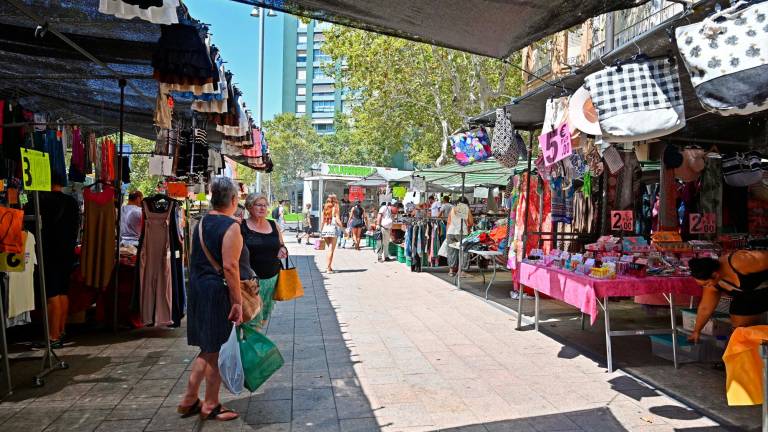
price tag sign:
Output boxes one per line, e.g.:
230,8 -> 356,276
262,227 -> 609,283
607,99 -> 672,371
21,149 -> 51,191
196,192 -> 207,202
538,121 -> 573,167
411,176 -> 426,193
610,210 -> 634,231
689,213 -> 716,234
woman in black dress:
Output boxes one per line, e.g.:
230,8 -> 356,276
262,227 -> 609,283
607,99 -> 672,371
179,177 -> 250,422
242,194 -> 288,327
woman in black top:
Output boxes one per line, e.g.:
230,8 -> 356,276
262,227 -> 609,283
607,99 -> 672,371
242,194 -> 288,327
348,200 -> 366,250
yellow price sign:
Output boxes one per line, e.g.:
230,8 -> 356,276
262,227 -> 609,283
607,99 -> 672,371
21,149 -> 51,191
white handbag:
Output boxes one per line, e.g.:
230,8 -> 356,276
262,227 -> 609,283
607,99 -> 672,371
676,1 -> 768,116
583,58 -> 685,142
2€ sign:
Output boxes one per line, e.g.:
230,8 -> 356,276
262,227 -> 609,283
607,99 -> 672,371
689,213 -> 716,234
610,210 -> 634,232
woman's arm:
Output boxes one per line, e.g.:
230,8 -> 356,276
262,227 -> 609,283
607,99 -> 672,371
689,285 -> 721,343
222,223 -> 244,324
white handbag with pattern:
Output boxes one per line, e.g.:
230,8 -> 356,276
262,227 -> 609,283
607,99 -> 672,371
675,0 -> 768,115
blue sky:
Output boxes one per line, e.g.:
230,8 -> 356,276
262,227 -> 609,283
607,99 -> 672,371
186,1 -> 285,123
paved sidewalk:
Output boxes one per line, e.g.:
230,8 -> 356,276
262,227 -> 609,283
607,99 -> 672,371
0,243 -> 727,431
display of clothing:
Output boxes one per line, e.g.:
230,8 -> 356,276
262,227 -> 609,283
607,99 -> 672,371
44,129 -> 68,186
138,197 -> 174,326
81,186 -> 116,288
100,137 -> 116,182
7,232 -> 36,318
98,0 -> 179,25
68,127 -> 86,183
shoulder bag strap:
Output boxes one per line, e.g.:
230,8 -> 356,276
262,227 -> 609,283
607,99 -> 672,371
198,217 -> 224,275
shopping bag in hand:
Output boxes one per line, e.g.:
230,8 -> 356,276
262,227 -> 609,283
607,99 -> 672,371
239,325 -> 284,392
274,253 -> 304,301
218,324 -> 245,395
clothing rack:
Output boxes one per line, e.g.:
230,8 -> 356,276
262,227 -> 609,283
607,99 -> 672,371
0,195 -> 69,396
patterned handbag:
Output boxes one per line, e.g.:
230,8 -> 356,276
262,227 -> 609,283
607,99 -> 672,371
491,108 -> 521,168
676,0 -> 768,115
583,58 -> 685,142
450,127 -> 492,166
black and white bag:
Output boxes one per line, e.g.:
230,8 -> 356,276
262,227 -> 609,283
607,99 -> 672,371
722,152 -> 764,187
583,58 -> 685,142
676,0 -> 768,116
491,108 -> 526,168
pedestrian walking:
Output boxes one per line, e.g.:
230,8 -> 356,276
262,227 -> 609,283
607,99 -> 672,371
298,203 -> 313,244
376,201 -> 395,262
242,194 -> 288,328
337,198 -> 350,248
320,194 -> 342,273
181,176 -> 249,422
348,200 -> 366,250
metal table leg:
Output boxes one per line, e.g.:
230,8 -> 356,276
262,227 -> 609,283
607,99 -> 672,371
534,288 -> 540,332
516,282 -> 526,330
665,293 -> 679,369
601,297 -> 614,373
484,258 -> 497,300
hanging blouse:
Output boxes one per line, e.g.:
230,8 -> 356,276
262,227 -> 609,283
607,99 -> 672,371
81,186 -> 116,288
101,137 -> 116,182
68,127 -> 86,183
98,0 -> 179,25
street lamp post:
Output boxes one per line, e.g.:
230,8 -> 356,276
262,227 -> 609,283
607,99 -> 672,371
251,6 -> 276,195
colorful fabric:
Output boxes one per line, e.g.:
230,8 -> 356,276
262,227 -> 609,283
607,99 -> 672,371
723,325 -> 768,406
451,127 -> 492,166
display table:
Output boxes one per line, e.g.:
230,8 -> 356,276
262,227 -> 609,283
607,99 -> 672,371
517,262 -> 702,372
449,243 -> 504,296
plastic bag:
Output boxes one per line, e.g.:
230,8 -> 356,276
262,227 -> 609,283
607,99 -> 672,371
218,324 -> 245,395
239,324 -> 284,392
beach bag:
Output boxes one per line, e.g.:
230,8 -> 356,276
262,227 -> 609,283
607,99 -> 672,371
676,0 -> 768,115
218,324 -> 245,395
239,325 -> 284,392
491,108 -> 525,168
723,152 -> 764,187
583,58 -> 685,142
450,127 -> 492,166
274,254 -> 304,301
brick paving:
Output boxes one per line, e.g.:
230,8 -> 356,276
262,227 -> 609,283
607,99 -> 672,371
0,243 -> 729,431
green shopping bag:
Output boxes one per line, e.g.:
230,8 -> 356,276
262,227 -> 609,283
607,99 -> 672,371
238,324 -> 284,392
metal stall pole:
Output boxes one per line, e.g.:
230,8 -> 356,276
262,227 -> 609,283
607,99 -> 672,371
0,274 -> 11,395
762,341 -> 768,432
516,132 -> 535,330
112,79 -> 126,333
33,191 -> 68,387
457,173 -> 466,289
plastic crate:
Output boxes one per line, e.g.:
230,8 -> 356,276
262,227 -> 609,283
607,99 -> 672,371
680,308 -> 730,338
649,334 -> 724,363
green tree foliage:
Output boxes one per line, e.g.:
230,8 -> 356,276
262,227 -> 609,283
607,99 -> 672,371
323,26 -> 523,166
123,134 -> 157,198
262,112 -> 322,198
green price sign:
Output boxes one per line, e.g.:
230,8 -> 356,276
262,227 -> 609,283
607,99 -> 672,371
21,149 -> 51,191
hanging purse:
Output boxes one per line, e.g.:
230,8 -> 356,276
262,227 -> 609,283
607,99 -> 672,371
491,108 -> 521,168
676,0 -> 768,115
273,253 -> 304,301
583,58 -> 685,142
197,218 -> 263,322
450,127 -> 492,166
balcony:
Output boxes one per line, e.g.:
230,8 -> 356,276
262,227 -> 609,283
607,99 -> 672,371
613,2 -> 684,48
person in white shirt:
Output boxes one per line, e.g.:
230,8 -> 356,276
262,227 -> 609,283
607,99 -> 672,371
376,202 -> 395,262
120,190 -> 144,246
428,195 -> 441,218
439,195 -> 453,218
446,196 -> 474,276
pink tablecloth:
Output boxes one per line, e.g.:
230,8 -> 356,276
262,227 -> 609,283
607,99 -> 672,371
517,263 -> 702,325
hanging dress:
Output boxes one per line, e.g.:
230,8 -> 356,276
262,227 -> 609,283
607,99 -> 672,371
81,186 -> 116,288
139,199 -> 173,326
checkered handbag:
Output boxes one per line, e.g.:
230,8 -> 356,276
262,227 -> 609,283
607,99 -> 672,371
491,108 -> 523,168
583,58 -> 685,142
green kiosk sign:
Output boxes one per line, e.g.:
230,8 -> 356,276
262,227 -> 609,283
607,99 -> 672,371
324,164 -> 377,177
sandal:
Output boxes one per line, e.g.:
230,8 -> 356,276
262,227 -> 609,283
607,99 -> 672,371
201,404 -> 238,421
177,399 -> 201,418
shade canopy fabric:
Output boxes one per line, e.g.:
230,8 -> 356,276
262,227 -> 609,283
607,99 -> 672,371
237,0 -> 650,59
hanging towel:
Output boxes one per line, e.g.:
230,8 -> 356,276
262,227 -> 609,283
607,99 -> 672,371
723,325 -> 768,406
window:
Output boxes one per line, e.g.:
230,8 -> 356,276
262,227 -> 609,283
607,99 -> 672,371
298,20 -> 308,31
297,85 -> 306,96
313,48 -> 332,63
313,84 -> 335,95
315,21 -> 331,31
566,26 -> 584,66
297,67 -> 306,80
312,100 -> 335,113
297,33 -> 307,44
527,39 -> 552,82
296,102 -> 306,114
296,49 -> 307,63
312,66 -> 330,80
313,33 -> 325,42
314,123 -> 335,133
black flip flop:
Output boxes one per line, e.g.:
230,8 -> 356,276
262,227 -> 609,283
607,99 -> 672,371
201,404 -> 238,421
177,399 -> 201,418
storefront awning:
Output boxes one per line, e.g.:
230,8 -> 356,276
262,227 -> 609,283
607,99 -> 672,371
234,0 -> 651,59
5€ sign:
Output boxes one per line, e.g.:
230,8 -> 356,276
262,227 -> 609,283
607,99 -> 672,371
538,122 -> 573,167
